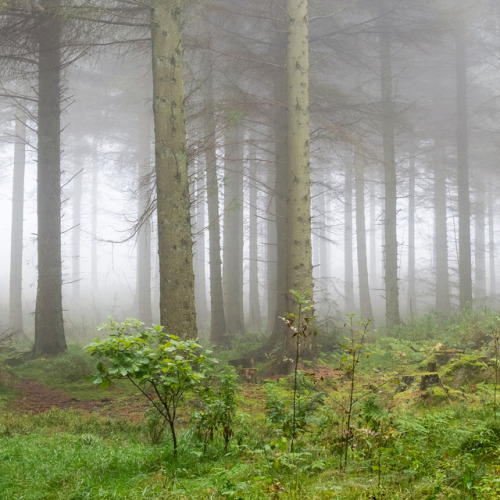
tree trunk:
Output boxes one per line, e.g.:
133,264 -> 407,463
379,21 -> 400,330
369,179 -> 378,290
318,178 -> 329,290
285,0 -> 315,359
474,171 -> 486,303
266,144 -> 277,333
33,0 -> 67,357
354,151 -> 373,320
433,139 -> 451,315
151,0 -> 197,338
71,154 -> 82,305
194,166 -> 209,327
268,22 -> 288,342
204,71 -> 227,344
134,104 -> 152,325
344,163 -> 355,312
91,143 -> 98,306
9,106 -> 26,336
248,142 -> 261,329
223,114 -> 245,334
407,152 -> 416,318
488,183 -> 496,302
455,7 -> 473,310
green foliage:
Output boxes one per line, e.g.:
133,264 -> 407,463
9,344 -> 95,385
281,289 -> 317,452
336,314 -> 373,469
264,372 -> 325,442
86,318 -> 217,457
6,310 -> 500,498
390,307 -> 500,349
192,365 -> 239,452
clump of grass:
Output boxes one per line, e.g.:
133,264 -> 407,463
9,344 -> 95,386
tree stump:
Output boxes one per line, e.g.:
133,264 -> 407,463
419,373 -> 443,390
427,361 -> 437,372
395,375 -> 416,393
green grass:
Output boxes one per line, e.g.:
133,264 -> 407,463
2,311 -> 500,498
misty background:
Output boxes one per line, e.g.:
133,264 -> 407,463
1,0 -> 499,343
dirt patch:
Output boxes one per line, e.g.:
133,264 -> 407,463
1,371 -> 146,420
265,363 -> 343,381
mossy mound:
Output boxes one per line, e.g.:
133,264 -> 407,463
443,355 -> 492,388
423,385 -> 448,403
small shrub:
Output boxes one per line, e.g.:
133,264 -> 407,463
192,365 -> 239,452
264,372 -> 325,442
86,318 -> 217,457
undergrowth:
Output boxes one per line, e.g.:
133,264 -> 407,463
2,310 -> 500,498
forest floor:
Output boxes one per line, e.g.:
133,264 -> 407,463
2,362 -> 341,416
1,369 -> 147,420
3,316 -> 500,499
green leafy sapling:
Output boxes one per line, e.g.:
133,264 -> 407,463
281,290 -> 317,453
493,330 -> 500,421
337,314 -> 373,469
85,318 -> 217,457
192,365 -> 239,452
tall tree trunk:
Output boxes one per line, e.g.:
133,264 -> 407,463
285,0 -> 315,359
379,20 -> 400,330
369,179 -> 378,290
474,171 -> 486,303
266,144 -> 277,333
318,178 -> 329,289
354,151 -> 373,320
134,104 -> 152,325
248,143 -> 261,329
455,6 -> 473,309
344,164 -> 355,312
204,71 -> 226,343
33,0 -> 67,357
91,144 -> 98,304
407,152 -> 416,318
71,154 -> 82,304
268,21 -> 288,341
223,114 -> 245,334
488,183 -> 496,302
151,0 -> 197,338
433,140 -> 451,315
193,164 -> 209,325
9,106 -> 26,336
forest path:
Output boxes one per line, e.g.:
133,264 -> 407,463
1,363 -> 342,419
2,370 -> 146,420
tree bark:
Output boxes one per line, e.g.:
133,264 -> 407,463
344,163 -> 355,312
71,154 -> 82,305
433,139 -> 451,315
407,152 -> 416,318
285,0 -> 315,359
203,70 -> 227,343
33,0 -> 67,357
354,151 -> 373,320
134,103 -> 152,325
9,105 -> 26,336
379,20 -> 401,330
193,166 -> 209,326
268,18 -> 288,342
455,7 -> 473,310
474,171 -> 486,302
151,0 -> 197,338
91,142 -> 98,305
248,142 -> 261,329
223,114 -> 245,334
488,182 -> 496,302
369,179 -> 378,290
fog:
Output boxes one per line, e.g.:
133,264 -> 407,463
1,0 -> 499,347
